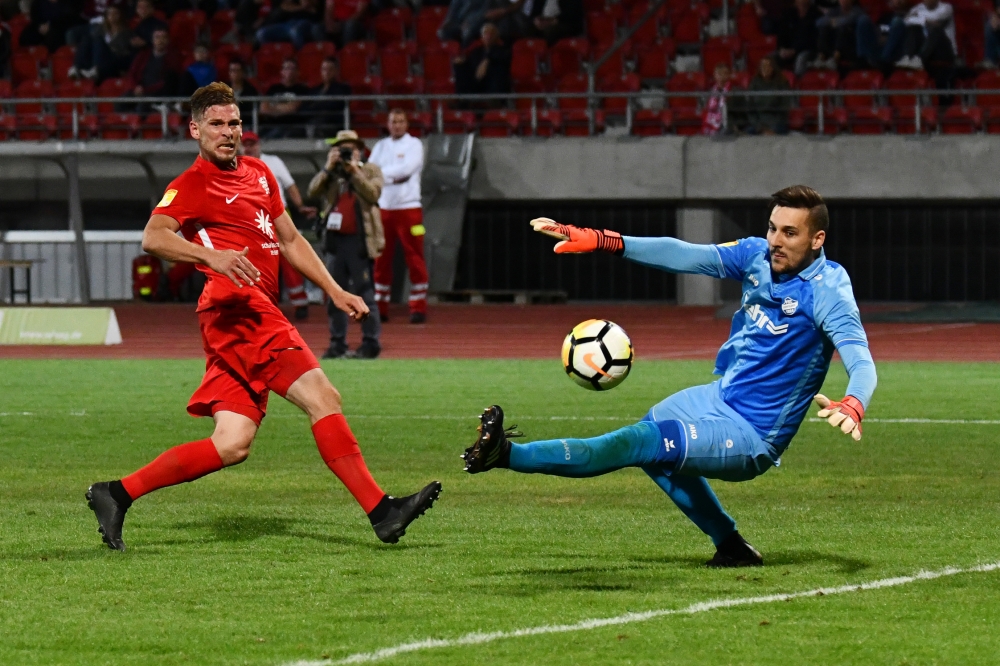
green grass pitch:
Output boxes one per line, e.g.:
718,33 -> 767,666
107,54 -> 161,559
1,358 -> 998,665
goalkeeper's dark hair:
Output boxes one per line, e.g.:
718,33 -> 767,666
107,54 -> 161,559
190,82 -> 238,121
769,185 -> 828,235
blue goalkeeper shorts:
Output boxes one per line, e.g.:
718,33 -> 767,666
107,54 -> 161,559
642,381 -> 778,482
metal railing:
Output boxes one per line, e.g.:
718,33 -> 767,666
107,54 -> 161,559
1,87 -> 996,138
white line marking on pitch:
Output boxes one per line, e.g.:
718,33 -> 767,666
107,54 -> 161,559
283,562 -> 1000,666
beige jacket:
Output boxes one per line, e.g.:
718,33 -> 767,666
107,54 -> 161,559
307,161 -> 386,260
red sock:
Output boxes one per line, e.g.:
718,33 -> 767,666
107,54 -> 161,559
312,414 -> 385,513
121,438 -> 224,500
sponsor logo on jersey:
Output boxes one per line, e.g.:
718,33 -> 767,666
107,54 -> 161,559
226,193 -> 239,204
255,209 -> 274,239
781,297 -> 799,316
561,440 -> 571,460
258,176 -> 270,195
687,424 -> 698,440
748,274 -> 759,287
664,438 -> 676,451
744,303 -> 789,335
157,189 -> 177,207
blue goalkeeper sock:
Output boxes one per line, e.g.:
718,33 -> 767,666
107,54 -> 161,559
641,467 -> 736,546
509,421 -> 684,478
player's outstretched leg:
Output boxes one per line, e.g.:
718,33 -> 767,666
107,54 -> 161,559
86,413 -> 254,551
463,405 -> 684,476
286,368 -> 441,543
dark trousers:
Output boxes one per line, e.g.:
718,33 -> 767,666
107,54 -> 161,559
323,233 -> 381,352
817,23 -> 858,60
903,25 -> 955,89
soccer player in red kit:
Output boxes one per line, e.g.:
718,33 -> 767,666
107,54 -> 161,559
86,83 -> 441,551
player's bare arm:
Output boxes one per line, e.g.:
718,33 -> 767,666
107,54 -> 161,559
272,209 -> 369,321
142,214 -> 261,288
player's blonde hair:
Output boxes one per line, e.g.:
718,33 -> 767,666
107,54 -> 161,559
190,82 -> 238,121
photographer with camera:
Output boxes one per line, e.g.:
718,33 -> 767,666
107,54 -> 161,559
307,130 -> 386,359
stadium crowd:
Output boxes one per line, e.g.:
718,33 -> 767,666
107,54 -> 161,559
1,0 -> 999,137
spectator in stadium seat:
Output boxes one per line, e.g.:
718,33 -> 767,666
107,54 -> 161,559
126,27 -> 181,107
440,0 -> 492,45
257,0 -> 325,50
19,0 -> 82,52
777,0 -> 821,75
66,0 -> 128,52
855,0 -> 908,70
745,55 -> 791,135
702,62 -> 732,136
227,60 -> 259,118
235,0 -> 269,40
983,5 -> 1000,68
305,57 -> 353,136
261,57 -> 311,138
180,44 -> 219,96
528,0 -> 584,44
895,0 -> 956,74
69,5 -> 135,82
129,0 -> 168,52
812,0 -> 866,70
454,22 -> 511,101
323,0 -> 368,46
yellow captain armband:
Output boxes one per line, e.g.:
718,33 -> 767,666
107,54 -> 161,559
410,224 -> 426,236
719,240 -> 738,247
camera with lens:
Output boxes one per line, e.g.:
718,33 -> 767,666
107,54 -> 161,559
332,145 -> 354,177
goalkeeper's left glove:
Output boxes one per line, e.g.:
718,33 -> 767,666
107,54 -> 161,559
530,218 -> 624,255
813,394 -> 865,441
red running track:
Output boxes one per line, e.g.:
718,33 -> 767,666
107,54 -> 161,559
1,303 -> 998,362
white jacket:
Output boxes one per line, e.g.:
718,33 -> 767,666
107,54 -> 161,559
904,2 -> 955,53
368,133 -> 423,210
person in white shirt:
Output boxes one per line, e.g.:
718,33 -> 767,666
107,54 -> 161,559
896,0 -> 956,71
242,131 -> 318,320
367,110 -> 429,324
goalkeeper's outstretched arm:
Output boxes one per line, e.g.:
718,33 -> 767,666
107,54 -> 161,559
530,218 -> 725,278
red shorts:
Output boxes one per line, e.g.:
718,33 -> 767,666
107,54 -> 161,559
187,296 -> 320,425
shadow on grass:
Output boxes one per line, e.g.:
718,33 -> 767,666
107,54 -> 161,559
760,550 -> 870,573
170,514 -> 442,551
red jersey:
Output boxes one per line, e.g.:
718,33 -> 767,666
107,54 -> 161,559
152,155 -> 286,312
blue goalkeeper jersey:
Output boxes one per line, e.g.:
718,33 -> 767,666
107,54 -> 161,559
713,237 -> 868,451
623,235 -> 873,454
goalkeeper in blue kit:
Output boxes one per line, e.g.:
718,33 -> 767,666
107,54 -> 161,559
462,185 -> 878,567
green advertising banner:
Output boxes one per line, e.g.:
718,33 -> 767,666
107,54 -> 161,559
0,308 -> 122,345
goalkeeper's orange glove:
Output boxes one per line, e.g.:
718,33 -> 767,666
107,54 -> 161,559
813,394 -> 865,441
530,218 -> 624,255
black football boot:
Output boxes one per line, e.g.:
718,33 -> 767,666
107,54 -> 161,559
461,405 -> 522,474
370,481 -> 442,544
86,482 -> 131,552
706,531 -> 763,568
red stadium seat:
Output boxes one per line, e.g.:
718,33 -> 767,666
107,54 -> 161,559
255,42 -> 295,84
745,39 -> 777,76
298,41 -> 337,86
594,46 -> 624,79
380,43 -> 413,83
796,69 -> 839,121
631,108 -> 673,135
415,6 -> 448,47
6,13 -> 29,47
97,77 -> 130,113
0,79 -> 11,99
0,113 -> 17,141
844,106 -> 891,134
423,42 -> 459,83
671,9 -> 705,44
339,40 -> 378,83
893,105 -> 938,134
886,69 -> 930,108
701,42 -> 735,73
424,78 -> 456,109
209,9 -> 236,45
14,79 -> 52,115
840,69 -> 883,108
441,109 -> 475,133
384,76 -> 424,111
405,110 -> 433,136
169,9 -> 206,49
973,70 -> 1000,107
55,80 -> 93,138
671,106 -> 703,135
556,73 -> 589,110
736,2 -> 763,41
519,108 -> 562,136
15,112 -> 57,141
215,43 -> 254,74
627,2 -> 668,46
348,75 -> 382,113
140,111 -> 183,139
99,112 -> 141,139
11,50 -> 41,86
635,39 -> 675,79
600,72 -> 640,113
51,46 -> 76,84
513,76 -> 547,109
479,109 -> 520,136
562,108 -> 605,135
511,39 -> 546,82
352,111 -> 384,139
373,11 -> 407,47
587,11 -> 617,45
666,71 -> 705,109
550,38 -> 590,80
982,105 -> 1000,133
940,104 -> 982,133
